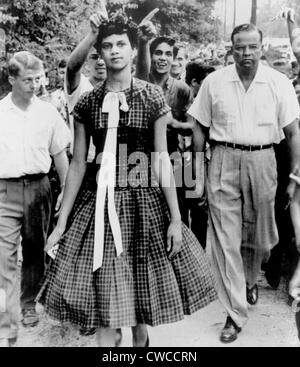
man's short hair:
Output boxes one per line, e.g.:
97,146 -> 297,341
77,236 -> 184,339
292,60 -> 298,69
95,12 -> 138,52
231,24 -> 263,44
185,62 -> 215,85
150,36 -> 177,58
8,51 -> 43,77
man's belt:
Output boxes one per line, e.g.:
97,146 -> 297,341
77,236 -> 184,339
210,140 -> 273,151
3,173 -> 47,182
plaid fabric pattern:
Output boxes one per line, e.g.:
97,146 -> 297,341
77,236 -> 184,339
37,78 -> 217,328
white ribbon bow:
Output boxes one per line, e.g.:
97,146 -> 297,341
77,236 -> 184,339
93,92 -> 129,272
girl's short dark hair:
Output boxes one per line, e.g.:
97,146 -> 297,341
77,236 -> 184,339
95,12 -> 138,53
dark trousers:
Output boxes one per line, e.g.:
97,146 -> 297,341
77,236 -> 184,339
265,140 -> 298,283
0,175 -> 51,339
175,154 -> 208,249
296,305 -> 300,340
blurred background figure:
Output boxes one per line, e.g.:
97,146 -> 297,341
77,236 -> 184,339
185,62 -> 215,98
291,60 -> 300,79
50,59 -> 69,126
184,61 -> 215,248
224,49 -> 234,66
260,55 -> 270,67
272,58 -> 291,77
170,43 -> 189,81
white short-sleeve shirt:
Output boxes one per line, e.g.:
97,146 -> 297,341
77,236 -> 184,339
188,64 -> 300,145
0,94 -> 71,178
64,73 -> 96,162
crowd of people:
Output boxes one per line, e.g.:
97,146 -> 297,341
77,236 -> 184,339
1,3 -> 300,347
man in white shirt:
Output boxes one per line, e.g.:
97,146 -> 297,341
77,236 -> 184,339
0,51 -> 70,347
188,24 -> 300,343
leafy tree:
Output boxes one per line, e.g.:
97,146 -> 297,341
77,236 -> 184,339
106,0 -> 220,43
0,0 -> 218,97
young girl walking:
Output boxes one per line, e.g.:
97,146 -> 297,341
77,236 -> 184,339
37,11 -> 217,347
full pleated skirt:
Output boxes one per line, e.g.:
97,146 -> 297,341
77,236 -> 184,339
37,182 -> 217,328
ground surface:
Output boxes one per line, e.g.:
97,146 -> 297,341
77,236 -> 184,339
15,272 -> 299,347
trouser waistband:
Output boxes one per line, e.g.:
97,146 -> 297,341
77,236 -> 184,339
0,173 -> 47,182
210,140 -> 273,151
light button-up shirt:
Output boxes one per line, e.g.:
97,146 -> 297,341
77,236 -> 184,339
0,93 -> 71,178
188,64 -> 300,145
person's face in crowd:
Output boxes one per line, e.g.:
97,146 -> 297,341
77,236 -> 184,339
35,70 -> 49,97
294,83 -> 300,99
151,42 -> 174,75
225,54 -> 234,66
292,64 -> 300,78
9,66 -> 43,101
57,67 -> 66,82
100,33 -> 133,73
272,61 -> 290,77
190,78 -> 202,97
171,48 -> 188,78
232,30 -> 262,72
87,47 -> 107,81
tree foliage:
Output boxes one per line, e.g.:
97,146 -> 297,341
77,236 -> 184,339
0,0 -> 218,96
1,0 -> 219,59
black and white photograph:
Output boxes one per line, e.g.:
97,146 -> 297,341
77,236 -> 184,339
0,0 -> 300,350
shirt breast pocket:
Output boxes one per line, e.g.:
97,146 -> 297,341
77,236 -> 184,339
213,96 -> 236,129
255,86 -> 277,127
256,102 -> 276,127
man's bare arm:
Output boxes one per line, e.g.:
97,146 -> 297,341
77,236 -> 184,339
135,9 -> 158,81
283,118 -> 300,200
277,8 -> 300,64
192,121 -> 208,197
168,118 -> 194,135
66,11 -> 108,94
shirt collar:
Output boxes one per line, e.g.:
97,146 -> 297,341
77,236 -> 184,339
227,63 -> 267,83
149,73 -> 174,90
0,93 -> 40,112
0,93 -> 16,112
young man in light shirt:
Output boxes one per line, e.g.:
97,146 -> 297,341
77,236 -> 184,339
0,51 -> 70,347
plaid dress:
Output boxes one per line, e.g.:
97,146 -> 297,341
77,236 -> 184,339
37,79 -> 217,329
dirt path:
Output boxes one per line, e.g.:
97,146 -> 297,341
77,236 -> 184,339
15,272 -> 299,347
